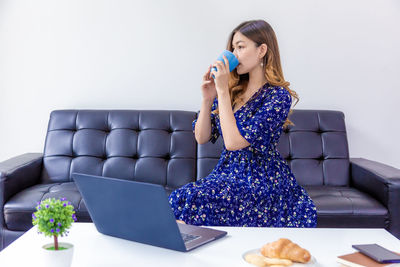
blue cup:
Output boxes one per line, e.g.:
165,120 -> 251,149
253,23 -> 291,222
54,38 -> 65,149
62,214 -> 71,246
211,50 -> 239,79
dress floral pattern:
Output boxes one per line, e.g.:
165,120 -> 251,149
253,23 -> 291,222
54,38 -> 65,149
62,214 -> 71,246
168,82 -> 317,227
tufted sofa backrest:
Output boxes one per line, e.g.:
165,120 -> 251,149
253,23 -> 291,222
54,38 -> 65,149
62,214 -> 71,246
40,110 -> 197,192
41,109 -> 350,190
198,110 -> 350,187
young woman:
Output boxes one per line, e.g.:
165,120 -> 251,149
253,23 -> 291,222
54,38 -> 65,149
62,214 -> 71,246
169,20 -> 317,227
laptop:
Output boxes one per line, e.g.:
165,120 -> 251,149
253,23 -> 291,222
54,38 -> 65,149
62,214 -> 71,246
72,173 -> 227,252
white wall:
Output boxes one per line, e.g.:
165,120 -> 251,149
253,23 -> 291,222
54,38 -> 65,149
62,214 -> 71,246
1,0 -> 399,168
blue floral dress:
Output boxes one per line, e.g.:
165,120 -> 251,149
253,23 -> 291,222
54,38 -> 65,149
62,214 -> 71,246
168,82 -> 317,227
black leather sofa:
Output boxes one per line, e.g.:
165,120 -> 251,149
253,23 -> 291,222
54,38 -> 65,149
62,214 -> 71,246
1,109 -> 400,251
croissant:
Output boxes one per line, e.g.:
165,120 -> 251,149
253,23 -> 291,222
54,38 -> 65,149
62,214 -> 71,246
260,238 -> 311,263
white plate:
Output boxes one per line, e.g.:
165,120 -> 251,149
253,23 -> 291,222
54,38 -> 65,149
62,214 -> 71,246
242,248 -> 319,266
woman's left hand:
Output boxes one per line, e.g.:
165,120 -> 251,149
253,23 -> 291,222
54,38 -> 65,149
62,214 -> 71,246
210,55 -> 230,95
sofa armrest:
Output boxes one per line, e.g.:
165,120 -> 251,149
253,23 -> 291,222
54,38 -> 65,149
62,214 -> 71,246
0,153 -> 43,204
0,153 -> 43,249
350,157 -> 400,238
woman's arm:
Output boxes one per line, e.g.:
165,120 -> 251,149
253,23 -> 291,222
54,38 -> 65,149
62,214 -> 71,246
218,91 -> 251,151
209,55 -> 250,151
193,98 -> 214,144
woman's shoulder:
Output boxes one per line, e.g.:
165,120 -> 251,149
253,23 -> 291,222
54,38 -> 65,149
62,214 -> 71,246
263,85 -> 291,103
265,84 -> 288,95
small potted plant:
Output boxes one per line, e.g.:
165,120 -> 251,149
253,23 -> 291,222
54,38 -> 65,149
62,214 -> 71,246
32,197 -> 77,267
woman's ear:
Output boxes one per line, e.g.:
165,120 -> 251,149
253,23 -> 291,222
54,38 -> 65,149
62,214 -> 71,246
259,44 -> 268,58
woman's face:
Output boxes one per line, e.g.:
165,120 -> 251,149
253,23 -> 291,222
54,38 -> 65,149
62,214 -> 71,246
231,31 -> 266,75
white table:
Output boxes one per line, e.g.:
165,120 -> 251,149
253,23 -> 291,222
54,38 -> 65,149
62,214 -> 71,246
1,223 -> 400,266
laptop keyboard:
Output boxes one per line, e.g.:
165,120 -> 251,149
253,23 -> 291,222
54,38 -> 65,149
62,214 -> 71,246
181,233 -> 201,243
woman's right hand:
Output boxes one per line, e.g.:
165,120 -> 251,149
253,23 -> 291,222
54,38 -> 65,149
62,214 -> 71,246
201,65 -> 217,101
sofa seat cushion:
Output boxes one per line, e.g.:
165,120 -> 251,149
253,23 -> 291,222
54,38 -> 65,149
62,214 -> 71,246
304,185 -> 389,228
4,182 -> 91,231
4,183 -> 389,231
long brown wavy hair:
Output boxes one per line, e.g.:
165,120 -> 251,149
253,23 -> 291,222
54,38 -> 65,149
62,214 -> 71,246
213,19 -> 299,129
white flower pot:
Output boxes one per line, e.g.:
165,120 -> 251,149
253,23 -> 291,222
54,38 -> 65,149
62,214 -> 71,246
41,242 -> 74,267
